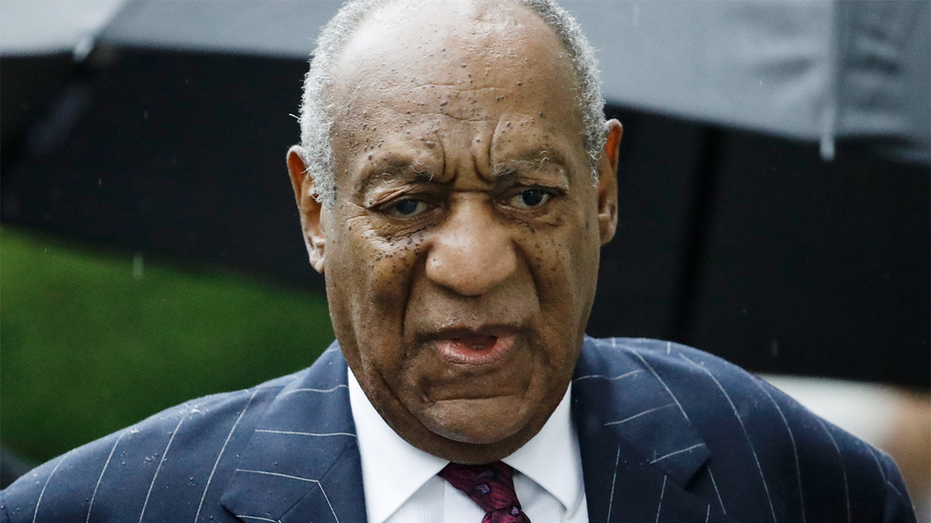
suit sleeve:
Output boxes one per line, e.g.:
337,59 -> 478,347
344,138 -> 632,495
0,442 -> 115,522
878,449 -> 918,523
1,492 -> 13,523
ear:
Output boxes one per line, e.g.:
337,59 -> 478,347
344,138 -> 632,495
287,146 -> 326,274
596,119 -> 622,245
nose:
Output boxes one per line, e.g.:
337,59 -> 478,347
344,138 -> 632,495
425,198 -> 518,296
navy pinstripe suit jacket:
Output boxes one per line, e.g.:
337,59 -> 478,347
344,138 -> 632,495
2,338 -> 916,522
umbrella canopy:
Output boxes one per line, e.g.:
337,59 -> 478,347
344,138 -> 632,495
54,0 -> 930,163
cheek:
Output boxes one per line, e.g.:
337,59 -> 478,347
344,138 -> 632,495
326,221 -> 430,377
331,219 -> 429,321
524,217 -> 593,290
367,230 -> 429,296
567,211 -> 601,300
524,211 -> 600,338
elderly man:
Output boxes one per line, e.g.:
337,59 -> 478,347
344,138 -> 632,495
1,0 -> 917,522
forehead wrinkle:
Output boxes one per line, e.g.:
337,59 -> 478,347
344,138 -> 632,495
391,94 -> 512,123
350,85 -> 509,112
410,84 -> 509,92
431,113 -> 499,123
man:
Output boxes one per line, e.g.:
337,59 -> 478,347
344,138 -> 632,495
1,0 -> 917,522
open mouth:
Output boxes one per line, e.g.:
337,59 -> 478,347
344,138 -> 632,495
436,334 -> 518,366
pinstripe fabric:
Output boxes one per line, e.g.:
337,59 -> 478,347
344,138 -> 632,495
1,338 -> 916,522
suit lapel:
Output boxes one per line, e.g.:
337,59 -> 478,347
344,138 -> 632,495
220,343 -> 367,523
574,337 -> 732,522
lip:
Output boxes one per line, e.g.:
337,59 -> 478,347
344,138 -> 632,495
427,326 -> 521,366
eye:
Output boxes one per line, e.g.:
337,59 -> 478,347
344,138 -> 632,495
388,198 -> 429,217
508,188 -> 552,209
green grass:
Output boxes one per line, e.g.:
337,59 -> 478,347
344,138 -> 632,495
0,228 -> 334,464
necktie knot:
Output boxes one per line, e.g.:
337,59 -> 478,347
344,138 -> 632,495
439,461 -> 532,523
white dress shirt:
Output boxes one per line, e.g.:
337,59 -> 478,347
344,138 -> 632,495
348,370 -> 589,523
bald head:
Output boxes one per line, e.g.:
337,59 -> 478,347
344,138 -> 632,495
333,0 -> 576,97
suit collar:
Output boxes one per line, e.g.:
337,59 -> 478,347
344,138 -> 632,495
220,343 -> 366,523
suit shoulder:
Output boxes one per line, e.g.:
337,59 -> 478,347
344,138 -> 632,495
0,369 -> 307,523
580,336 -> 916,522
583,337 -> 887,457
581,336 -> 749,381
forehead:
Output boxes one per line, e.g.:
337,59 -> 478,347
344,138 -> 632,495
330,0 -> 581,122
327,1 -> 586,184
341,3 -> 566,71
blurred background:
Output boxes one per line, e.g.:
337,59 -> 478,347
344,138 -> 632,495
1,0 -> 928,517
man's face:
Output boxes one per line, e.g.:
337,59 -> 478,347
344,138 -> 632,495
289,0 -> 621,464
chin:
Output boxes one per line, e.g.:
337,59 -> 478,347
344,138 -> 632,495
420,397 -> 536,446
433,424 -> 516,446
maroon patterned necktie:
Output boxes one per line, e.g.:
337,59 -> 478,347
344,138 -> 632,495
439,461 -> 532,523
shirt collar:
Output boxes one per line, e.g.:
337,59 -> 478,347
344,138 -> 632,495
502,384 -> 585,517
349,370 -> 449,523
348,369 -> 584,523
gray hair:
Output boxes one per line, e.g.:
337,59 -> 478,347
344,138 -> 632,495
297,0 -> 606,206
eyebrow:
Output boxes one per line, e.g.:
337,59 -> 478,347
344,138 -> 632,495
354,157 -> 433,197
355,147 -> 574,197
493,148 -> 573,180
